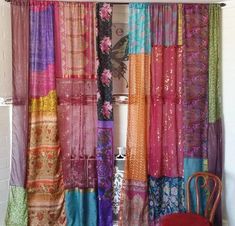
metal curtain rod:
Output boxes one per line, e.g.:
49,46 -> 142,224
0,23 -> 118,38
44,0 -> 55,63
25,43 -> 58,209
4,0 -> 226,6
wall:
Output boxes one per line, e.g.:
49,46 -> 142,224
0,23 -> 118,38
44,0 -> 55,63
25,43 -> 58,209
0,1 -> 12,225
222,1 -> 235,226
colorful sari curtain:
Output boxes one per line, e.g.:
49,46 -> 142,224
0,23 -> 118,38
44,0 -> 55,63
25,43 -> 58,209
182,4 -> 209,214
148,4 -> 185,225
208,5 -> 222,226
5,1 -> 29,225
6,1 -> 99,226
119,3 -> 151,226
55,3 -> 98,226
27,2 -> 66,224
96,3 -> 114,226
6,2 -> 222,226
119,3 -> 222,226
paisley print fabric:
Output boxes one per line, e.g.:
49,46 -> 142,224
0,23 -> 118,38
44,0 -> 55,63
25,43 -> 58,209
97,121 -> 114,226
182,4 -> 209,159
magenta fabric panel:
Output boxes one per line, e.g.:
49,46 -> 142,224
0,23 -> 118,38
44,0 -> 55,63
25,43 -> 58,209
149,46 -> 184,178
183,4 -> 209,159
10,1 -> 29,187
56,79 -> 97,189
55,2 -> 98,189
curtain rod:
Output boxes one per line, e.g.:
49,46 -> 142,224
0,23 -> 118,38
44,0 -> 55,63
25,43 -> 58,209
4,0 -> 226,6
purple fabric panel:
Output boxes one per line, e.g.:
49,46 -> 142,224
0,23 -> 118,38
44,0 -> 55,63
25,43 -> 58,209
97,120 -> 114,226
10,107 -> 28,187
208,119 -> 223,178
183,4 -> 209,159
151,4 -> 178,46
10,2 -> 29,187
30,4 -> 55,98
208,119 -> 223,226
30,4 -> 54,73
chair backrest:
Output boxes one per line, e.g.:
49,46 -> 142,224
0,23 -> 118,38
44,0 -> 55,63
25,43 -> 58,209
186,172 -> 222,224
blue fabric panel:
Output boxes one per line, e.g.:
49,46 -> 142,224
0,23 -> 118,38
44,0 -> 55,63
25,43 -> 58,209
65,190 -> 97,226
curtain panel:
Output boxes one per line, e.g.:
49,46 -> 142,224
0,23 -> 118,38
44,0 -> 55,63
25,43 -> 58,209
5,2 -> 222,226
119,3 -> 222,226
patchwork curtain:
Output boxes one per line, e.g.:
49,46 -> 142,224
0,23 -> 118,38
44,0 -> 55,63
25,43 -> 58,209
55,2 -> 98,226
208,5 -> 222,226
6,2 -> 222,226
119,3 -> 222,226
6,1 -> 112,226
5,1 -> 29,225
96,3 -> 114,226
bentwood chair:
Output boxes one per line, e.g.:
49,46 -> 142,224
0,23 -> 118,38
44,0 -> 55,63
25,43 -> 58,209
159,172 -> 222,226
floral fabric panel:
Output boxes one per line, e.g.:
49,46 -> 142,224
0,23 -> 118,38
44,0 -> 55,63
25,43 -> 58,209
182,4 -> 209,159
97,3 -> 114,226
65,189 -> 97,226
148,176 -> 185,225
129,3 -> 151,54
97,3 -> 113,121
5,186 -> 28,226
27,3 -> 66,225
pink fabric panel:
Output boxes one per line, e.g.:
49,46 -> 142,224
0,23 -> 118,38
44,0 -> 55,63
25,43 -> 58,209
57,79 -> 97,189
149,46 -> 183,178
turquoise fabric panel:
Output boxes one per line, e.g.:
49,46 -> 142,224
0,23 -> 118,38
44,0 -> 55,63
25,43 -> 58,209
184,158 -> 207,215
129,3 -> 151,54
65,190 -> 97,226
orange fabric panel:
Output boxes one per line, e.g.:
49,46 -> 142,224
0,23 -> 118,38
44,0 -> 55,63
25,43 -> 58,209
125,53 -> 151,182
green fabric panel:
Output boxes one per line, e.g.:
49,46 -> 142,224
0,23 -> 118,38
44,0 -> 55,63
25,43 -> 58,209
209,4 -> 222,123
5,186 -> 28,226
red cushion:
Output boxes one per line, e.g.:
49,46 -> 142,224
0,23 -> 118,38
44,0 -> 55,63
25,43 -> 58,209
160,213 -> 211,226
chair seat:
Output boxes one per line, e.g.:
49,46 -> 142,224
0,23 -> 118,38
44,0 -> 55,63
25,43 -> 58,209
160,213 -> 211,226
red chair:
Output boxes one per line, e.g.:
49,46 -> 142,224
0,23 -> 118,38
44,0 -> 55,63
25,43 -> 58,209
159,172 -> 222,226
